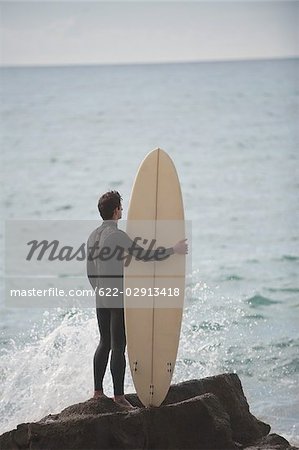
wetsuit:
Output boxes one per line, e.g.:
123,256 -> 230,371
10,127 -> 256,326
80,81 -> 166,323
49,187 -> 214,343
87,220 -> 174,395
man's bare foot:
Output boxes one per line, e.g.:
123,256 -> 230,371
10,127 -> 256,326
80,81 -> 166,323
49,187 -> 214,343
113,395 -> 137,409
93,390 -> 109,399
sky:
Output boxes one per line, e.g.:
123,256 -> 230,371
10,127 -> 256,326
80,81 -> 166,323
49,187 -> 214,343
0,1 -> 298,67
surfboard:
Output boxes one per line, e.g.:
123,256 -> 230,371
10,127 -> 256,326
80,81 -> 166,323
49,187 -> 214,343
124,148 -> 185,407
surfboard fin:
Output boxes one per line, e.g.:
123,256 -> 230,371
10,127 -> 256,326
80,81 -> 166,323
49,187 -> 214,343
167,362 -> 172,373
149,384 -> 154,397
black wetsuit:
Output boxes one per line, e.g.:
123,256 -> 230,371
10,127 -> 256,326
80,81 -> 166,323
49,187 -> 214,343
87,220 -> 174,395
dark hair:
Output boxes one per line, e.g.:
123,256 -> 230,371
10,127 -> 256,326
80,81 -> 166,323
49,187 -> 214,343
98,191 -> 122,220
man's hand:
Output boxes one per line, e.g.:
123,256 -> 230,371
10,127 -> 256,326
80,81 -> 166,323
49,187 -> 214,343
173,239 -> 188,255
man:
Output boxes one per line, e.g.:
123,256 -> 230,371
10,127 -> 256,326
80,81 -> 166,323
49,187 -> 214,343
87,190 -> 188,409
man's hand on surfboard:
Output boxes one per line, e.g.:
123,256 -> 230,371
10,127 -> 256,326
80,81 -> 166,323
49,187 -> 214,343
173,239 -> 188,255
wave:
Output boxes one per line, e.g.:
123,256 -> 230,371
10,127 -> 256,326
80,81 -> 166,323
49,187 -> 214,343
267,287 -> 299,293
272,338 -> 299,350
243,313 -> 265,320
246,294 -> 281,308
195,320 -> 225,332
224,274 -> 244,281
281,255 -> 299,262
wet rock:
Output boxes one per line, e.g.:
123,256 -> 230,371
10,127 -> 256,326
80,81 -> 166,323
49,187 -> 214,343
0,373 -> 296,450
244,433 -> 297,450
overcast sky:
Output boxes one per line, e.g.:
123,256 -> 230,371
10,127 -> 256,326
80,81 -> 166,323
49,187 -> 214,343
0,1 -> 298,67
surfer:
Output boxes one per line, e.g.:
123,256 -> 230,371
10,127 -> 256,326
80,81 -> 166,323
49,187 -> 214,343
87,190 -> 188,409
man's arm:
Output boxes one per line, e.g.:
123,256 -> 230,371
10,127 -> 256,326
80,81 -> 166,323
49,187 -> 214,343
86,236 -> 99,292
117,230 -> 181,262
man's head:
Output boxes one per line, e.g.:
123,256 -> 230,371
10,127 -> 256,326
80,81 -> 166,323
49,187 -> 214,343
98,190 -> 123,220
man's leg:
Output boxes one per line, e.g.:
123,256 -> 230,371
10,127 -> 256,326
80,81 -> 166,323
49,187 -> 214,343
94,307 -> 111,398
110,307 -> 126,395
110,308 -> 136,409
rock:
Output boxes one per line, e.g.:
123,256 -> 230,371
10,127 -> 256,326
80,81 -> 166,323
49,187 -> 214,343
159,372 -> 271,444
0,373 -> 296,450
244,433 -> 297,450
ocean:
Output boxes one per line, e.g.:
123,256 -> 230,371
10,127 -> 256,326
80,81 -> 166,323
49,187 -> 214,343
0,58 -> 298,444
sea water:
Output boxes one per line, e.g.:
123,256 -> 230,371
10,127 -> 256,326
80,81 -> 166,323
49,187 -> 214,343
0,59 -> 298,444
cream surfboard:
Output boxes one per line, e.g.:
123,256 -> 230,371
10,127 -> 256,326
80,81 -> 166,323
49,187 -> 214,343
124,148 -> 185,407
